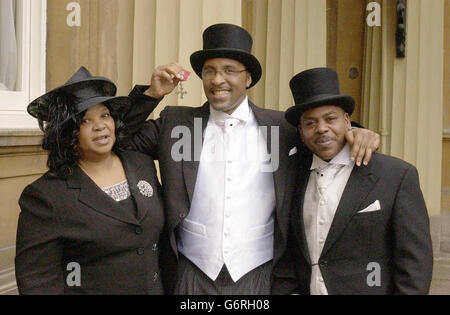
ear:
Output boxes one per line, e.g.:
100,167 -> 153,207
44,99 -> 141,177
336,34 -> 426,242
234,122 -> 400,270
344,112 -> 352,131
246,72 -> 252,89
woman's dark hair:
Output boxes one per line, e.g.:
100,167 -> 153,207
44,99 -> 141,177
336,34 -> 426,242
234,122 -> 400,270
39,91 -> 129,179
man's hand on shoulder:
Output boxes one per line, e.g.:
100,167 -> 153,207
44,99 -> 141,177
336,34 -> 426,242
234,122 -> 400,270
345,128 -> 380,167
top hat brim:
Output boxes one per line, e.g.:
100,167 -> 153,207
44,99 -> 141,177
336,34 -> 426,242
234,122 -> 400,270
190,48 -> 262,88
27,79 -> 117,121
285,94 -> 355,127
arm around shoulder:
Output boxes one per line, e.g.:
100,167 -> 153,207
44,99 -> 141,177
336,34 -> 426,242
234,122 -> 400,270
124,85 -> 163,137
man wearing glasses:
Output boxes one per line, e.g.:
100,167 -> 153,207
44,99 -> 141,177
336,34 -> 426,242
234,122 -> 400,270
125,23 -> 380,295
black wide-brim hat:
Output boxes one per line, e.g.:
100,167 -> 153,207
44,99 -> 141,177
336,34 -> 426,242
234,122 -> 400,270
27,66 -> 131,122
190,23 -> 262,88
285,68 -> 355,127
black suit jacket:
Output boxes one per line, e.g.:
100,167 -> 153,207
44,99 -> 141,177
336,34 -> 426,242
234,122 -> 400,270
278,152 -> 433,295
15,151 -> 165,295
125,87 -> 301,293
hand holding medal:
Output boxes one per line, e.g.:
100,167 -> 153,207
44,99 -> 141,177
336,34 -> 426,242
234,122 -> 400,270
144,63 -> 190,100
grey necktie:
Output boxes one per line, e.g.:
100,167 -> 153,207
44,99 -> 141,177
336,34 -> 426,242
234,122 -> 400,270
314,164 -> 344,197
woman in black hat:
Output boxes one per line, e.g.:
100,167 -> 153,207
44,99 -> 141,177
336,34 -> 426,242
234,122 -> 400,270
15,67 -> 165,295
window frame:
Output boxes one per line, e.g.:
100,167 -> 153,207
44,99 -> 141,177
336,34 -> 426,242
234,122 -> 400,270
0,0 -> 46,130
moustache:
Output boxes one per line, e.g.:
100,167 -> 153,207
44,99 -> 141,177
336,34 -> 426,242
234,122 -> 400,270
315,136 -> 335,145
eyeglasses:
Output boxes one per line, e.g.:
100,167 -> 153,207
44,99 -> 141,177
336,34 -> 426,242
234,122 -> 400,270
201,68 -> 247,80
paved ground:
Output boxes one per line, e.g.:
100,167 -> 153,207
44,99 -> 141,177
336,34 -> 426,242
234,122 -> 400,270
430,258 -> 450,294
429,204 -> 450,295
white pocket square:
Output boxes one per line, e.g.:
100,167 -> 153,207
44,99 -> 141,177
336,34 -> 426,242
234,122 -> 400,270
289,147 -> 298,157
357,200 -> 381,213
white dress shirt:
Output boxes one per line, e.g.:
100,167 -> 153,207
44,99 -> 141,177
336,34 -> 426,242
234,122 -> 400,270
303,143 -> 355,295
177,97 -> 276,281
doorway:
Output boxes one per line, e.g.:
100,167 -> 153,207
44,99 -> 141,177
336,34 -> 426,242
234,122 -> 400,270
327,0 -> 367,123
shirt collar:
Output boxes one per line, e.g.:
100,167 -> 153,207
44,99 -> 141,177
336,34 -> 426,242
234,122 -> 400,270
210,96 -> 250,126
310,143 -> 353,170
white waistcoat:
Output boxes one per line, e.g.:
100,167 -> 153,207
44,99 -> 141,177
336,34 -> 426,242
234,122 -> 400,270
177,99 -> 276,282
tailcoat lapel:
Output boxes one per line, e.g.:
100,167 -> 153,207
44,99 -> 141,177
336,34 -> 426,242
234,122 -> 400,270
120,153 -> 148,223
295,154 -> 313,265
321,162 -> 379,257
250,103 -> 288,216
181,103 -> 210,204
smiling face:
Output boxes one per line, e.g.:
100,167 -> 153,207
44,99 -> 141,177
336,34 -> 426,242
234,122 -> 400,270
202,58 -> 252,114
299,105 -> 352,161
78,103 -> 116,162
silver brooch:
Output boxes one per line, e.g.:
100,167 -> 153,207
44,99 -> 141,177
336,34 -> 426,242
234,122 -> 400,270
137,180 -> 153,198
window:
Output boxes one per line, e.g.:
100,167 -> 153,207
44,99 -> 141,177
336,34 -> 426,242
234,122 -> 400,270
0,0 -> 46,130
0,0 -> 17,92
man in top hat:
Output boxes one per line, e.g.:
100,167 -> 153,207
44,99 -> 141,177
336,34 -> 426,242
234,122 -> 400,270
276,68 -> 433,295
124,24 -> 380,294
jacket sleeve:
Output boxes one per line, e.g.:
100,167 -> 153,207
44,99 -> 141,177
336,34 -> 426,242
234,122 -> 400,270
15,184 -> 64,295
124,85 -> 166,160
392,165 -> 433,294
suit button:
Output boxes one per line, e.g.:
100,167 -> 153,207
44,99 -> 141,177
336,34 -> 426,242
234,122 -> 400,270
179,213 -> 186,219
135,227 -> 143,235
137,247 -> 145,255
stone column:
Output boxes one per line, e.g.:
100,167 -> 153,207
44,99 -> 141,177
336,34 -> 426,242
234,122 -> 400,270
243,0 -> 327,111
361,0 -> 444,217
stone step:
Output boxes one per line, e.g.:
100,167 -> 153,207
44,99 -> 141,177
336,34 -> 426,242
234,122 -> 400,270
0,267 -> 17,295
441,237 -> 450,255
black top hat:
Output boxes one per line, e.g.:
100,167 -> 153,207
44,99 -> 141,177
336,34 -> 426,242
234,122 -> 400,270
27,66 -> 131,122
190,23 -> 262,88
285,68 -> 355,127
